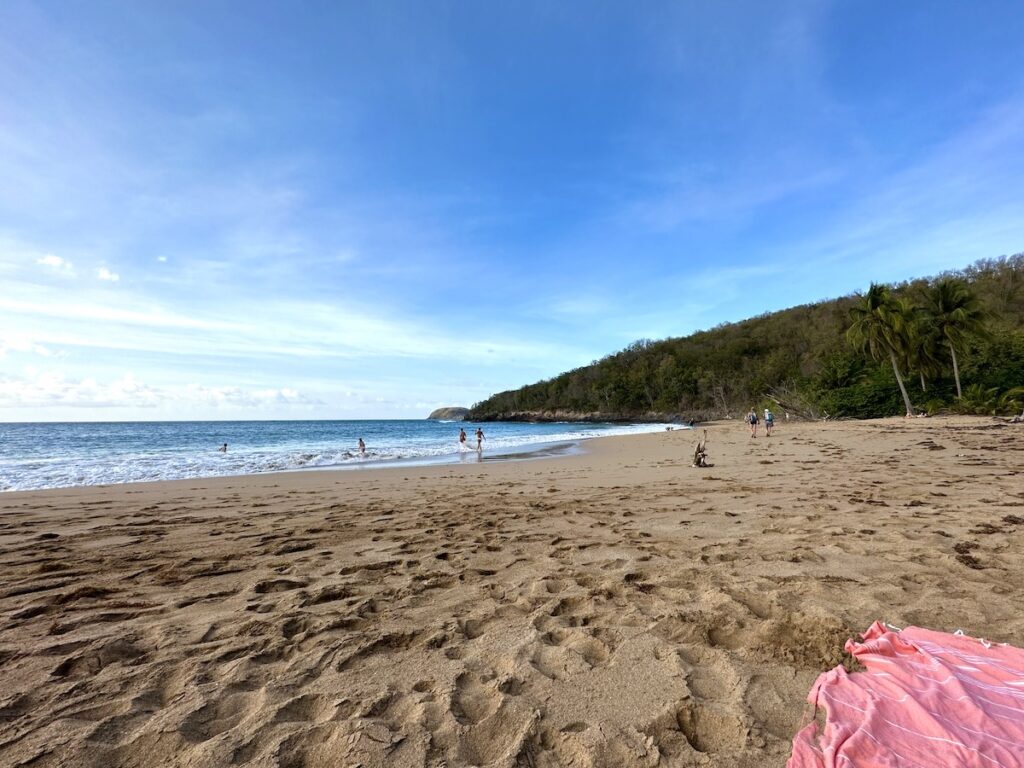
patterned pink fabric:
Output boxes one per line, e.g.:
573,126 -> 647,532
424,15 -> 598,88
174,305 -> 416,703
788,621 -> 1024,768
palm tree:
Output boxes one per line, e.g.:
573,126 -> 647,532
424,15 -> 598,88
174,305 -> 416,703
925,279 -> 987,400
900,298 -> 944,391
999,386 -> 1024,418
847,284 -> 915,416
960,384 -> 1000,415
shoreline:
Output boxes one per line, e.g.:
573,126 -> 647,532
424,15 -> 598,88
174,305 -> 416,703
0,431 -> 650,504
1,416 -> 1021,767
0,422 -> 683,495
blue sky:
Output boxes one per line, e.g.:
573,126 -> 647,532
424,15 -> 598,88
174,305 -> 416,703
2,1 -> 1023,420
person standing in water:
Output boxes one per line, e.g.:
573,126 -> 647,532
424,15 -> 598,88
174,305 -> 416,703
358,437 -> 366,455
459,428 -> 467,449
218,443 -> 228,453
476,428 -> 484,451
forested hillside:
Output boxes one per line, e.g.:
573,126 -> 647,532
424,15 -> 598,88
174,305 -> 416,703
469,255 -> 1024,421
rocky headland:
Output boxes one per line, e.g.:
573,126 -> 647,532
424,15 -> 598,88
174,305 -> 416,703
426,406 -> 469,420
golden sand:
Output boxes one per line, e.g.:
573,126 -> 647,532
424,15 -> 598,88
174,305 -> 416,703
1,416 -> 1022,767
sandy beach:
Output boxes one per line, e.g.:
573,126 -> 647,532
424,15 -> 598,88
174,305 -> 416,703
1,416 -> 1022,767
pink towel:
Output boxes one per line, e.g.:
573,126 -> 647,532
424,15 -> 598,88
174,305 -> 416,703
788,621 -> 1024,768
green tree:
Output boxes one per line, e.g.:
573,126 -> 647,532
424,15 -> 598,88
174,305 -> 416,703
468,255 -> 1024,422
901,298 -> 943,391
846,284 -> 916,416
925,279 -> 988,400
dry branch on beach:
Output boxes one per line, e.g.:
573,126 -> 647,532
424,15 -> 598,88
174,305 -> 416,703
692,429 -> 711,467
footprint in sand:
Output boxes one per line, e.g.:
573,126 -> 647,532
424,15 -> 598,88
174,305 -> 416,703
51,636 -> 151,679
412,679 -> 436,694
272,693 -> 335,724
457,615 -> 493,640
744,673 -> 805,742
179,690 -> 260,743
529,643 -> 593,681
450,671 -> 501,725
675,700 -> 750,755
281,614 -> 318,640
252,578 -> 307,594
274,724 -> 351,768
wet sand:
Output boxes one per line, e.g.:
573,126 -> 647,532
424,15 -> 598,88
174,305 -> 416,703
1,416 -> 1022,767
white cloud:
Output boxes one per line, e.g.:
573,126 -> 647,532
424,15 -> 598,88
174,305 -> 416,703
36,253 -> 74,275
97,266 -> 120,281
0,370 -> 321,410
0,372 -> 157,408
0,333 -> 61,359
185,384 -> 322,408
156,255 -> 167,262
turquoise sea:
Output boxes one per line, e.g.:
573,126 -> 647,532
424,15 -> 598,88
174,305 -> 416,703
0,419 -> 680,492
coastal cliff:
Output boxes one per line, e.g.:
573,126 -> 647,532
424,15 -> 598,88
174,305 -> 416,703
426,406 -> 469,421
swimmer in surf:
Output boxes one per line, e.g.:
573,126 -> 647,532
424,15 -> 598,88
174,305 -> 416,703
476,428 -> 484,451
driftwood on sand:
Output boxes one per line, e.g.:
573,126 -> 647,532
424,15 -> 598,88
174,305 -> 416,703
692,429 -> 712,467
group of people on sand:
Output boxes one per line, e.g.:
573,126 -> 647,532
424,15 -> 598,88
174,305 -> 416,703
746,407 -> 775,438
459,427 -> 485,451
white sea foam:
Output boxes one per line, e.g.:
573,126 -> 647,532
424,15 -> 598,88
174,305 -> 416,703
0,421 -> 684,492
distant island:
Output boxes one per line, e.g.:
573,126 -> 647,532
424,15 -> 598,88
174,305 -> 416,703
426,406 -> 469,421
468,254 -> 1024,423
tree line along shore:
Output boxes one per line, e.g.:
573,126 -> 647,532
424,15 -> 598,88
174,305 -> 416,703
468,254 -> 1024,423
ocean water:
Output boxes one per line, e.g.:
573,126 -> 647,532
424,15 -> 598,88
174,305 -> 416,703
0,419 -> 680,492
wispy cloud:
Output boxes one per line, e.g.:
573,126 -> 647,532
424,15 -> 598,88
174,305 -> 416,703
625,165 -> 845,233
772,96 -> 1024,289
0,286 -> 586,367
96,266 -> 119,281
0,296 -> 244,332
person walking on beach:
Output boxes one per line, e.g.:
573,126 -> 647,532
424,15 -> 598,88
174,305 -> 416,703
358,437 -> 366,456
747,408 -> 758,438
764,408 -> 775,437
476,428 -> 484,451
459,428 -> 467,449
